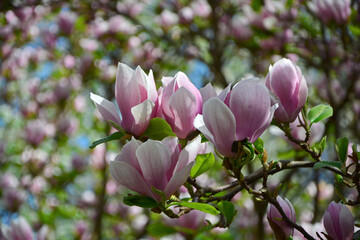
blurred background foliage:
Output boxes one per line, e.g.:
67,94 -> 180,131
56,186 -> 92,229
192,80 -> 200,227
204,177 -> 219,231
0,0 -> 359,239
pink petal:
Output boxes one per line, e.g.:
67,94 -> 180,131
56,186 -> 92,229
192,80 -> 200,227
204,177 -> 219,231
115,63 -> 140,128
164,162 -> 194,199
176,135 -> 202,173
130,99 -> 155,137
168,87 -> 198,139
199,83 -> 217,104
193,114 -> 215,143
110,160 -> 155,199
162,136 -> 181,180
229,79 -> 271,141
203,97 -> 236,156
136,140 -> 171,191
90,92 -> 122,129
116,137 -> 142,173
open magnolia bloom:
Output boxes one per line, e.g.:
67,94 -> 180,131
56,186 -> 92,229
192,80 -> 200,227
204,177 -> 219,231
110,135 -> 208,202
90,62 -> 159,137
194,78 -> 277,157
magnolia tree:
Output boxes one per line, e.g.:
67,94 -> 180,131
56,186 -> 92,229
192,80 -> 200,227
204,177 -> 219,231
0,0 -> 359,239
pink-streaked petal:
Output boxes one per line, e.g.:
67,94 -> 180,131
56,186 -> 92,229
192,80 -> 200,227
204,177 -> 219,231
324,210 -> 337,239
250,103 -> 278,143
90,92 -> 122,129
203,98 -> 236,157
161,76 -> 174,89
136,140 -> 171,191
218,83 -> 231,103
131,66 -> 149,102
339,205 -> 354,240
229,79 -> 271,141
115,137 -> 142,173
173,72 -> 203,113
130,99 -> 155,137
169,87 -> 197,139
176,135 -> 202,173
193,114 -> 214,143
199,83 -> 217,104
146,69 -> 158,103
268,59 -> 299,106
164,162 -> 194,199
110,160 -> 156,199
162,136 -> 180,180
115,63 -> 141,125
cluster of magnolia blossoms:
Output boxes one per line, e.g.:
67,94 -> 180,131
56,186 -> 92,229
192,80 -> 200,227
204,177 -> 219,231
90,58 -> 307,201
267,197 -> 354,240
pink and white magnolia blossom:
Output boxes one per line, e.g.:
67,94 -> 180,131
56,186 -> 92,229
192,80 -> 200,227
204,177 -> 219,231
161,72 -> 203,139
90,63 -> 159,137
267,196 -> 296,240
194,78 -> 277,157
310,0 -> 350,25
2,216 -> 34,240
110,136 -> 207,201
266,58 -> 308,123
323,201 -> 354,240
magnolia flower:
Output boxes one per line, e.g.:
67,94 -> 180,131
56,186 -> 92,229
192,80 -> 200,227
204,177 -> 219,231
90,63 -> 159,137
194,78 -> 276,157
266,58 -> 308,123
161,72 -> 203,139
267,196 -> 296,240
1,217 -> 33,240
110,136 -> 207,201
310,0 -> 350,25
323,201 -> 354,240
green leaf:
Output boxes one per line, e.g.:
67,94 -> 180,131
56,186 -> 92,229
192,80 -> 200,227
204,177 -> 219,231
335,137 -> 349,164
89,131 -> 125,149
308,104 -> 333,124
349,25 -> 360,36
285,0 -> 294,8
147,223 -> 177,237
251,0 -> 263,12
313,161 -> 342,170
123,195 -> 158,208
171,202 -> 220,215
218,201 -> 237,225
142,118 -> 176,140
320,136 -> 327,153
190,153 -> 215,178
254,138 -> 264,153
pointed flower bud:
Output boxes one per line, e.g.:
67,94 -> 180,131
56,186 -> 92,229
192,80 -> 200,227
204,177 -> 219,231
267,196 -> 296,240
323,201 -> 354,240
161,72 -> 203,139
90,63 -> 159,137
194,78 -> 276,157
266,58 -> 308,123
110,136 -> 207,201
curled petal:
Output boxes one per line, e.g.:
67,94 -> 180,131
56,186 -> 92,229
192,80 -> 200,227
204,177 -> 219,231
200,83 -> 217,104
90,92 -> 121,129
193,114 -> 214,143
164,162 -> 194,199
130,99 -> 155,137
